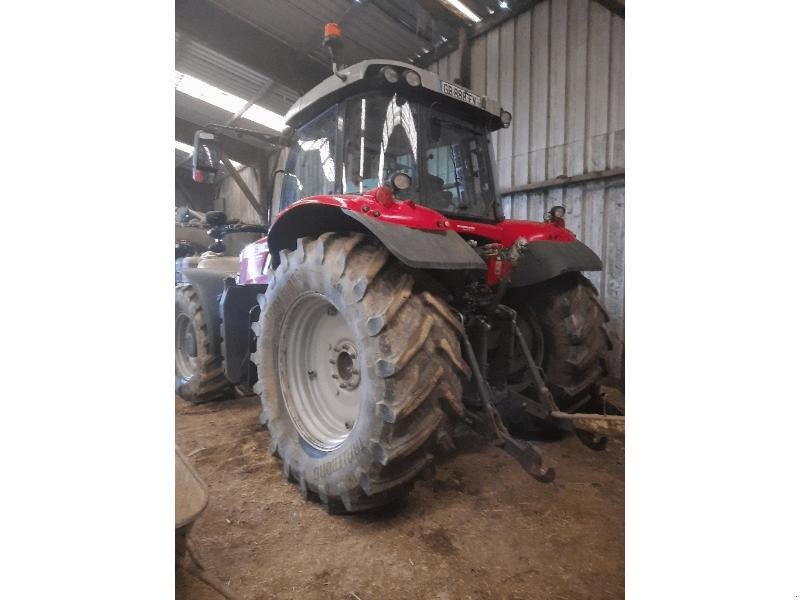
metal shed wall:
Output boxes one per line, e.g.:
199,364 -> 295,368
431,0 -> 625,344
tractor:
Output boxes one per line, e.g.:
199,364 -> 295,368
175,25 -> 623,513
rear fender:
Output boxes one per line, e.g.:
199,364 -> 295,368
267,204 -> 486,272
509,240 -> 602,287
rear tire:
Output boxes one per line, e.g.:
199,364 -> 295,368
253,233 -> 468,513
508,272 -> 612,414
175,285 -> 232,404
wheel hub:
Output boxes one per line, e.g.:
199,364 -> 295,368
278,293 -> 362,451
331,341 -> 360,391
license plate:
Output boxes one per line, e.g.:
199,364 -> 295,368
440,80 -> 484,108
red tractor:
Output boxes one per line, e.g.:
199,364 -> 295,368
176,31 -> 622,513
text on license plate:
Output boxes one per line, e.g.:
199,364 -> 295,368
440,80 -> 483,108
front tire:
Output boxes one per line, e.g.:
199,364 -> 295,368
253,233 -> 468,513
175,285 -> 232,404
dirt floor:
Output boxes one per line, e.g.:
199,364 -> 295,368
176,393 -> 624,600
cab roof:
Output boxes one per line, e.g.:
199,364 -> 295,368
284,59 -> 505,130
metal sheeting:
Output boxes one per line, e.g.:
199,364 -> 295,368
176,32 -> 300,116
432,0 -> 625,342
211,0 -> 437,66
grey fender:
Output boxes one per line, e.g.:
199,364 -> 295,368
267,204 -> 486,271
509,240 -> 602,287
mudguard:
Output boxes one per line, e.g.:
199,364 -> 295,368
347,210 -> 486,271
509,240 -> 602,287
267,204 -> 486,271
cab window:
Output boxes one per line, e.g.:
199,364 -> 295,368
280,104 -> 338,210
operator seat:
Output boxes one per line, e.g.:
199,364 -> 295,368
422,173 -> 454,212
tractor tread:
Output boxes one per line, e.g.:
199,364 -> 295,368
511,272 -> 611,413
175,284 -> 232,404
254,233 -> 466,512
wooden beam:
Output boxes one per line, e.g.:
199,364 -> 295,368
456,27 -> 471,87
551,412 -> 625,435
220,155 -> 268,223
500,168 -> 625,196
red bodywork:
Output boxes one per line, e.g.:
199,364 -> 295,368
239,187 -> 575,287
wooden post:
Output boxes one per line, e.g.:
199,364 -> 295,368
457,27 -> 471,88
220,154 -> 268,223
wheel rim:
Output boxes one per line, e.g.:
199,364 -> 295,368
175,313 -> 198,379
278,293 -> 361,451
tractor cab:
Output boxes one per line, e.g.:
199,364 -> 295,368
276,59 -> 512,224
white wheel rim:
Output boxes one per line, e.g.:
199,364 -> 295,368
278,293 -> 361,451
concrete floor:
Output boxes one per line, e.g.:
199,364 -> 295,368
176,394 -> 624,600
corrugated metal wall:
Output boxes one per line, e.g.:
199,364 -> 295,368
431,0 -> 625,343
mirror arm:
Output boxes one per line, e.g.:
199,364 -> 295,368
203,123 -> 290,149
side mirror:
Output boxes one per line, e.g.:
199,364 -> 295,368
192,130 -> 221,184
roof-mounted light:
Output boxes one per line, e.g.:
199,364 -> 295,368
500,110 -> 512,128
404,70 -> 421,87
380,66 -> 399,83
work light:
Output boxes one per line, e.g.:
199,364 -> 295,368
381,66 -> 399,83
404,70 -> 421,87
390,172 -> 412,191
